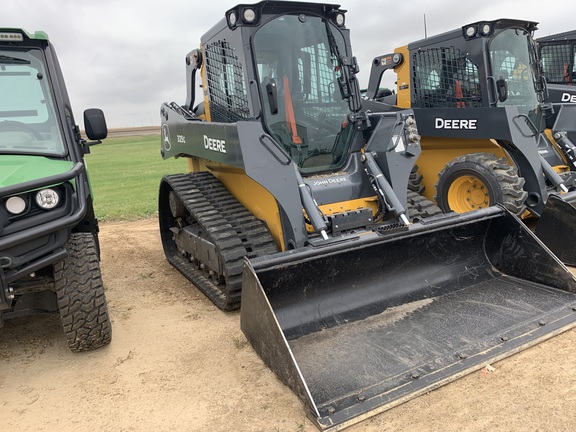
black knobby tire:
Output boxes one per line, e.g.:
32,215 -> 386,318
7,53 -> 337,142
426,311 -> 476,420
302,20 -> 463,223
406,190 -> 442,222
434,153 -> 527,216
159,172 -> 278,311
54,232 -> 112,352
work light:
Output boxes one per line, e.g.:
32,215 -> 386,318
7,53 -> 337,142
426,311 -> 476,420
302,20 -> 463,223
480,24 -> 492,36
242,8 -> 256,23
465,26 -> 477,38
0,32 -> 23,42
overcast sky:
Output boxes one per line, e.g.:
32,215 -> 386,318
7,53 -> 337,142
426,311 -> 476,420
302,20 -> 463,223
2,0 -> 573,128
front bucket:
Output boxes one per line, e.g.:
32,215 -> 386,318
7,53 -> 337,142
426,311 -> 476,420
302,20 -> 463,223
535,190 -> 576,266
241,206 -> 576,431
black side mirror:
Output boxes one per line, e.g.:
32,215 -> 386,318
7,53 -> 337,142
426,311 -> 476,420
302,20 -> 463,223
496,78 -> 508,102
84,108 -> 108,141
266,79 -> 278,115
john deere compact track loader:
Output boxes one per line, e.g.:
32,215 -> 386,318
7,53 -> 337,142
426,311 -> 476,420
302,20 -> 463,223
367,19 -> 576,265
159,4 -> 576,430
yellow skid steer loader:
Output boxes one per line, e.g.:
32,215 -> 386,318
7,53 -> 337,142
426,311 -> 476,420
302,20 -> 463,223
366,19 -> 576,266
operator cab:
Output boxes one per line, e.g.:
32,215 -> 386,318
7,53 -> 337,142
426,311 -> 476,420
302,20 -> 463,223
252,13 -> 355,173
538,30 -> 576,85
488,26 -> 544,129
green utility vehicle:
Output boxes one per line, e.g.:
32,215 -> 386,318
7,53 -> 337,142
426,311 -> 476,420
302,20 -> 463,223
0,28 -> 111,352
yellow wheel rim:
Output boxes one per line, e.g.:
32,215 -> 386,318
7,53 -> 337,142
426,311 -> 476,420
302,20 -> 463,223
447,176 -> 491,213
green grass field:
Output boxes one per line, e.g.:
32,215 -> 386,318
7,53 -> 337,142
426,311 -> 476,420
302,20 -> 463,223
85,134 -> 188,221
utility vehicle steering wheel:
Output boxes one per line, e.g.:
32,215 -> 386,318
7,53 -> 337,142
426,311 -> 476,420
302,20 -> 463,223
0,121 -> 43,140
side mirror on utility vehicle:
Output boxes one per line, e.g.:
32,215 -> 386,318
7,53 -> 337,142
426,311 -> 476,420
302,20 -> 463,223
84,108 -> 108,141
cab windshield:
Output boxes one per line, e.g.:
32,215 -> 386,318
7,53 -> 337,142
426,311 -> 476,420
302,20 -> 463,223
0,48 -> 66,156
489,28 -> 542,126
253,14 -> 354,174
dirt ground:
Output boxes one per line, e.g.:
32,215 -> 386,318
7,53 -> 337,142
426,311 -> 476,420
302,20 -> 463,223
2,218 -> 576,432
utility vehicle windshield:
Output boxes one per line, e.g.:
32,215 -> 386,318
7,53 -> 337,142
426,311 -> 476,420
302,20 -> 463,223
0,48 -> 65,156
489,28 -> 542,126
253,14 -> 354,174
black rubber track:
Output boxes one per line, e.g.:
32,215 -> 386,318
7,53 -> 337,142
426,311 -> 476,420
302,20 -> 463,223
406,189 -> 443,221
54,232 -> 112,352
159,172 -> 278,311
407,164 -> 425,195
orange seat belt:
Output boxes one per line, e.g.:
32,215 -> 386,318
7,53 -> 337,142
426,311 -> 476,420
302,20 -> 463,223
454,80 -> 465,108
564,64 -> 572,85
283,76 -> 302,145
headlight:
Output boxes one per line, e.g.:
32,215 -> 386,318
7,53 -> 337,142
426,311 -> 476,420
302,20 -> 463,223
480,24 -> 492,36
6,196 -> 27,215
35,188 -> 60,210
227,11 -> 237,27
465,26 -> 477,38
242,8 -> 256,23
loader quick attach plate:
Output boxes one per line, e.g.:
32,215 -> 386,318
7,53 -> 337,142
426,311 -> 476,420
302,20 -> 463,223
241,206 -> 576,431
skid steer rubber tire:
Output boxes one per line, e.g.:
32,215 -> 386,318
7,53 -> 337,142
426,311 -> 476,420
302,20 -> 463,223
435,153 -> 527,216
54,232 -> 112,352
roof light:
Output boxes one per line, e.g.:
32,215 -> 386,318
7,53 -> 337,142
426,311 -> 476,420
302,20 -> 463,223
335,13 -> 345,27
35,188 -> 60,210
0,32 -> 24,42
242,8 -> 256,23
480,24 -> 492,36
465,26 -> 477,38
228,11 -> 238,27
6,196 -> 26,215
